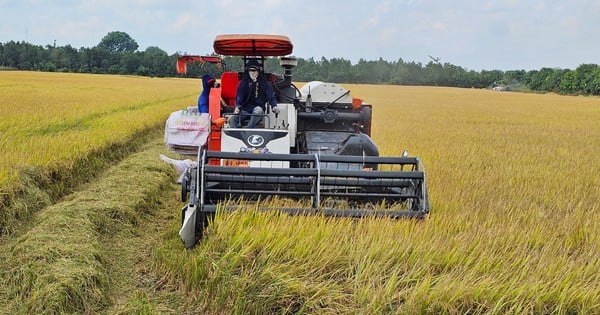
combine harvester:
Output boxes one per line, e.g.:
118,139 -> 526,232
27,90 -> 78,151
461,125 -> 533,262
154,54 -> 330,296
167,34 -> 430,248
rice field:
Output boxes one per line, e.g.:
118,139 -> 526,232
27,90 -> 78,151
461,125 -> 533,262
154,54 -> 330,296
0,71 -> 198,229
1,71 -> 599,313
155,85 -> 600,313
0,71 -> 198,187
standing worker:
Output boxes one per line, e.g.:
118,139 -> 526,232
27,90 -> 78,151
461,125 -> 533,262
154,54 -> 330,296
198,75 -> 217,113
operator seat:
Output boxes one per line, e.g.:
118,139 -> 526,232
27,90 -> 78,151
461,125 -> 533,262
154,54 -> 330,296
219,72 -> 239,113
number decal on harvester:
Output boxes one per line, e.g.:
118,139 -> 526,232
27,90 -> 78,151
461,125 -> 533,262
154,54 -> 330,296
222,159 -> 249,167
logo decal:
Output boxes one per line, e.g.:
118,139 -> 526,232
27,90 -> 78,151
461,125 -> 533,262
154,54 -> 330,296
247,135 -> 265,147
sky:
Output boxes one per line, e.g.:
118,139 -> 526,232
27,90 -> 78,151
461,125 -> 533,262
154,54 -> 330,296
1,0 -> 599,71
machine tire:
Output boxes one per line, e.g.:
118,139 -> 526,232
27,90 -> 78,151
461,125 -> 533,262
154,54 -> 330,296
181,172 -> 189,202
193,211 -> 205,244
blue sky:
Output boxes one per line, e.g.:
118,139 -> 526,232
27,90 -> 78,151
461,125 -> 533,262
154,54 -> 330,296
1,0 -> 599,71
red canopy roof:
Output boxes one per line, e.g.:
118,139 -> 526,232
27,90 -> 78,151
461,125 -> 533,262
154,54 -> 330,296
213,34 -> 293,57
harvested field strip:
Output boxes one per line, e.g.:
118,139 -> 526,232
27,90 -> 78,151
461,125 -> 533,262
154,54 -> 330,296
0,128 -> 158,234
0,136 -> 177,314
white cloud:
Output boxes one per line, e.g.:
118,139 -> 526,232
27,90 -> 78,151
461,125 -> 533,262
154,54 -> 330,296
431,22 -> 446,31
264,0 -> 283,7
378,27 -> 398,41
56,17 -> 103,39
215,0 -> 265,18
558,15 -> 580,36
361,0 -> 392,29
169,12 -> 194,32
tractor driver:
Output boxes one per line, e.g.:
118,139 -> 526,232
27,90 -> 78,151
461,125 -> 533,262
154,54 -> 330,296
227,61 -> 279,128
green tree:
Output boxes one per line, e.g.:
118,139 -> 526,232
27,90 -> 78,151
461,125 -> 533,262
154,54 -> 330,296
423,61 -> 443,86
480,69 -> 503,88
119,51 -> 141,74
79,46 -> 113,73
526,68 -> 554,91
575,64 -> 599,94
373,57 -> 391,83
97,31 -> 138,53
540,68 -> 564,92
504,70 -> 526,85
592,67 -> 600,95
141,46 -> 170,77
46,44 -> 79,72
443,63 -> 469,87
294,57 -> 321,82
394,60 -> 425,86
327,58 -> 353,82
559,70 -> 579,94
354,59 -> 377,83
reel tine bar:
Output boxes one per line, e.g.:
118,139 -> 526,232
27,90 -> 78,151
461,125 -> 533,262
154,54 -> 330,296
200,150 -> 428,215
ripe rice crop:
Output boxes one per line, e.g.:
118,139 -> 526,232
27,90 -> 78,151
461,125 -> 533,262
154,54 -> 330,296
155,84 -> 600,314
0,71 -> 199,228
1,71 -> 599,313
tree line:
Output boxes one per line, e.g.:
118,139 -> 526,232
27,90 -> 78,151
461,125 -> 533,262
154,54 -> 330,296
1,31 -> 599,95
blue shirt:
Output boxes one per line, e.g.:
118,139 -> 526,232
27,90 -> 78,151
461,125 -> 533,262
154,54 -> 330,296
198,75 -> 214,113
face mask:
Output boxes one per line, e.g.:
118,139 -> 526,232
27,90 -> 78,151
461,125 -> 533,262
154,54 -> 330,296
249,70 -> 258,81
